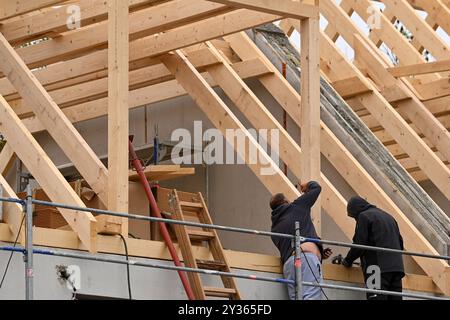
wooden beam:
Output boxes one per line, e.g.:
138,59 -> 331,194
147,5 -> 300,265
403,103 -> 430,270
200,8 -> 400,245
0,9 -> 277,99
352,34 -> 450,164
407,0 -> 450,35
11,0 -> 229,69
320,1 -> 450,189
129,166 -> 196,182
106,0 -> 129,236
0,31 -> 110,209
0,0 -> 151,45
414,77 -> 450,101
162,50 -> 299,199
224,32 -> 353,237
300,17 -> 321,234
0,0 -> 68,21
337,0 -> 433,72
331,76 -> 373,99
380,0 -> 450,60
388,60 -> 450,77
0,143 -> 15,175
0,175 -> 24,243
206,0 -> 319,19
0,94 -> 97,252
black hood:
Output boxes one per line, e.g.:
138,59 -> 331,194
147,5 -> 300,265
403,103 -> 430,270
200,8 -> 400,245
271,203 -> 290,225
347,196 -> 374,219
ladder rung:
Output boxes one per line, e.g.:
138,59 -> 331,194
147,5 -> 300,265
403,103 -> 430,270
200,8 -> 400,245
196,259 -> 227,271
204,287 -> 237,298
179,201 -> 203,209
187,229 -> 215,240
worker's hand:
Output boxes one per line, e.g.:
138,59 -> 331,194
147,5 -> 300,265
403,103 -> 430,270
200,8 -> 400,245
322,248 -> 333,260
300,182 -> 309,193
341,258 -> 352,268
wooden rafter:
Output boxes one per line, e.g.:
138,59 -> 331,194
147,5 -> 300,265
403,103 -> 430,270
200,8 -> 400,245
320,0 -> 450,191
0,174 -> 24,243
0,0 -> 151,45
300,16 -> 321,233
105,0 -> 129,235
281,19 -> 450,295
0,143 -> 15,176
0,94 -> 97,252
380,0 -> 450,60
0,31 -> 110,209
0,0 -> 68,21
407,0 -> 450,35
10,0 -> 229,69
388,60 -> 450,77
162,50 -> 300,201
206,0 -> 319,19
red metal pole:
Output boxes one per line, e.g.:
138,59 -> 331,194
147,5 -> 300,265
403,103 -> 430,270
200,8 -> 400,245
128,137 -> 196,300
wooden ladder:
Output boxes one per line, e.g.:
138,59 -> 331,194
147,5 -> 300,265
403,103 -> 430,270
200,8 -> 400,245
167,189 -> 241,300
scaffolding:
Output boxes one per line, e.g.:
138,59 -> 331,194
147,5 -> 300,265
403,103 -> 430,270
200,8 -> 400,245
0,191 -> 449,301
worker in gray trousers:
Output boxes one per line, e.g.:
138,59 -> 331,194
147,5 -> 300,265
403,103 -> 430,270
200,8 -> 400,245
270,181 -> 332,300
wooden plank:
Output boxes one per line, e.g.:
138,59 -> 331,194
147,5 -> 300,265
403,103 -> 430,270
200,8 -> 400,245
380,0 -> 450,60
407,0 -> 450,35
9,1 -> 232,69
128,165 -> 194,181
13,8 -> 279,71
106,0 -> 129,235
0,94 -> 97,252
0,143 -> 15,175
0,31 -> 110,209
0,0 -> 68,21
323,0 -> 354,42
414,77 -> 450,101
0,174 -> 24,243
0,0 -> 151,45
352,34 -> 450,164
331,76 -> 373,99
300,17 -> 321,234
206,0 -> 319,19
388,60 -> 450,77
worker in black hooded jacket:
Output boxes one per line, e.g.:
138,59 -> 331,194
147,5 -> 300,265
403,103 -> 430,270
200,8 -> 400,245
342,196 -> 405,300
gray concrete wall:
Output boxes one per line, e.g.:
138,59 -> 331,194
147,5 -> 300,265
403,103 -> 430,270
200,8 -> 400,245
0,244 -> 287,300
0,244 -> 439,300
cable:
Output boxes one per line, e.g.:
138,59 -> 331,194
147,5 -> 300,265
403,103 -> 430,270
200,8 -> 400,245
118,234 -> 132,300
299,247 -> 330,300
0,215 -> 25,289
